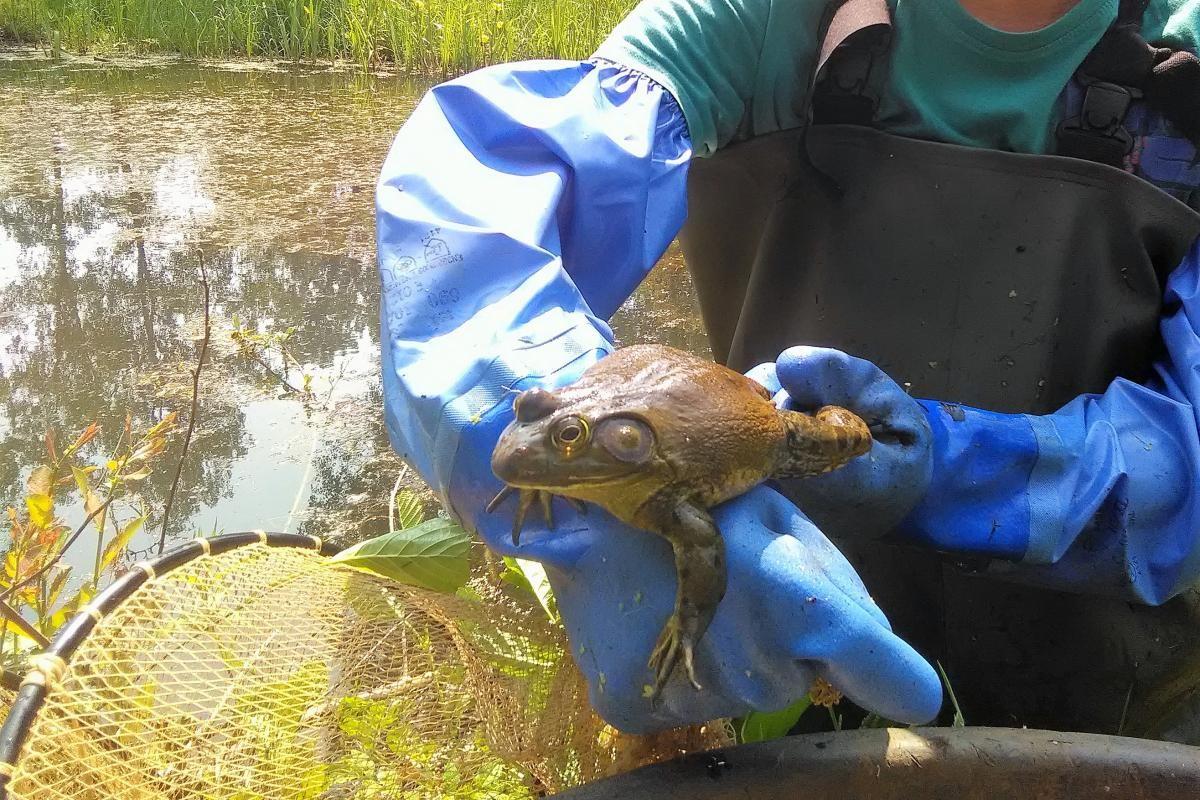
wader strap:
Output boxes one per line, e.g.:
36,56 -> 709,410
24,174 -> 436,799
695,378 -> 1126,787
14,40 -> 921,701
1057,0 -> 1153,166
810,0 -> 892,126
1057,0 -> 1200,166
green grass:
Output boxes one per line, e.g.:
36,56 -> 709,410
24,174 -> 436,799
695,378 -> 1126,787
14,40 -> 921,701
0,0 -> 636,72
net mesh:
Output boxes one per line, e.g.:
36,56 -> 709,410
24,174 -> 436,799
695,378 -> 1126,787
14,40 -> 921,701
4,543 -> 732,799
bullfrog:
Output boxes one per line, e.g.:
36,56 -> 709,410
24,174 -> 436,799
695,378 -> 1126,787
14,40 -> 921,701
488,344 -> 871,699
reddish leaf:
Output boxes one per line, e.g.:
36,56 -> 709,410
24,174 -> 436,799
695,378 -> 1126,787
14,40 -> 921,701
26,465 -> 53,497
36,524 -> 63,549
69,421 -> 100,453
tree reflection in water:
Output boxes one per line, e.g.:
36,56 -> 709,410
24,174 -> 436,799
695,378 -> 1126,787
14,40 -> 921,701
0,52 -> 708,561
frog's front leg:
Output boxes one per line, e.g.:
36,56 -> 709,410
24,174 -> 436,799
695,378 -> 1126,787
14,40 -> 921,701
643,499 -> 726,700
486,486 -> 586,544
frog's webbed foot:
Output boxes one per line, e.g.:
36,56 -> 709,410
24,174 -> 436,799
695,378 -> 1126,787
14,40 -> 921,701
648,613 -> 703,700
486,486 -> 587,545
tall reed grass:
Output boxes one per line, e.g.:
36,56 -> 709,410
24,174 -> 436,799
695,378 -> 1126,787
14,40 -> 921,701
0,0 -> 636,72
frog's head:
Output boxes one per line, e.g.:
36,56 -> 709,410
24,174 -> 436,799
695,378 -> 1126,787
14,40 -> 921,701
491,387 -> 668,496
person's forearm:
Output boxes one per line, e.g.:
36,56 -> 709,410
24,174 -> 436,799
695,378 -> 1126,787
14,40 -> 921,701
901,241 -> 1200,603
376,59 -> 691,521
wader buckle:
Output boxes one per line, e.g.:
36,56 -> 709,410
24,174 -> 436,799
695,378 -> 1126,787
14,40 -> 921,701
1056,80 -> 1140,167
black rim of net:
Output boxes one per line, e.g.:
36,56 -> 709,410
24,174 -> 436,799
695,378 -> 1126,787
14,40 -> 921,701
0,531 -> 338,798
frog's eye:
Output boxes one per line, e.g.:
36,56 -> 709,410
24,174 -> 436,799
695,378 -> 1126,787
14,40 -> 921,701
550,416 -> 591,454
596,418 -> 654,464
514,388 -> 561,423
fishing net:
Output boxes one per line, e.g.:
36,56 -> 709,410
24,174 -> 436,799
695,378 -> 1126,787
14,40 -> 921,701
0,533 -> 731,800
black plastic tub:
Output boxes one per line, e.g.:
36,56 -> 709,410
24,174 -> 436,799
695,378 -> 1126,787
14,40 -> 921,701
555,727 -> 1200,799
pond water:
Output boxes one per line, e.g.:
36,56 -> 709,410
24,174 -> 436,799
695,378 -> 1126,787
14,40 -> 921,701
0,49 -> 708,563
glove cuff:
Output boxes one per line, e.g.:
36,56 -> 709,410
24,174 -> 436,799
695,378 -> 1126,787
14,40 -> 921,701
892,400 -> 1040,559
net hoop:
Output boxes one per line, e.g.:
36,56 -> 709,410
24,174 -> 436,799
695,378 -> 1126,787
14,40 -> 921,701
0,531 -> 331,798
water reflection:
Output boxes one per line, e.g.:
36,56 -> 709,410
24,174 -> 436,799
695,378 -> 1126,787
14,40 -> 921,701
0,50 -> 708,557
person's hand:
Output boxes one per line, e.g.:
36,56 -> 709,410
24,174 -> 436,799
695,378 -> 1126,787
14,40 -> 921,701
746,346 -> 934,540
448,395 -> 942,734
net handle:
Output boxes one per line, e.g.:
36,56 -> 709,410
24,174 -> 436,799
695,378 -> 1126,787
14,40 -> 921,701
0,531 -> 335,798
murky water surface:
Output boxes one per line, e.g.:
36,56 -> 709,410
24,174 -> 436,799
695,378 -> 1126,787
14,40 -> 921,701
0,49 -> 707,559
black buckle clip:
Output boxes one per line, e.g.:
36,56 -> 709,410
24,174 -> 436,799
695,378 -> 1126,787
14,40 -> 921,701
1056,81 -> 1140,166
1080,81 -> 1139,134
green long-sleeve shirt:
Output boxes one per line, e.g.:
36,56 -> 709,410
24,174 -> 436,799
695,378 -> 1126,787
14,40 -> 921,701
594,0 -> 1200,157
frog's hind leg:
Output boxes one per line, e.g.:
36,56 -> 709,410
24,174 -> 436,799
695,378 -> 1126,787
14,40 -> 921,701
774,406 -> 871,478
645,500 -> 726,700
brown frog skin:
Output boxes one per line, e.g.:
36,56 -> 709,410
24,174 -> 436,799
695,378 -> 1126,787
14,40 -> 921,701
488,344 -> 871,700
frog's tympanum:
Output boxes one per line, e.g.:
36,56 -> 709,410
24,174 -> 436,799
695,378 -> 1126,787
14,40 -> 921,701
488,344 -> 871,700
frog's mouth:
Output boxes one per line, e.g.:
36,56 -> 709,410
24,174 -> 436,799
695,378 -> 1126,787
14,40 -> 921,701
494,464 -> 643,491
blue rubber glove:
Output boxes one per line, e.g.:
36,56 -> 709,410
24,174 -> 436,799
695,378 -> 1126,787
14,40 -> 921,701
452,394 -> 943,733
377,58 -> 941,733
753,238 -> 1200,603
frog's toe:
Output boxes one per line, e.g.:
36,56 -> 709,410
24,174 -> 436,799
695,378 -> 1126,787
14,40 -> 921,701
511,489 -> 538,545
486,485 -> 514,514
492,488 -> 585,545
680,640 -> 702,691
647,619 -> 682,699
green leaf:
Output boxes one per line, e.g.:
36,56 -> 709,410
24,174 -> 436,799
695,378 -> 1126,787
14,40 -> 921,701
936,660 -> 966,727
392,489 -> 424,532
738,695 -> 813,743
121,468 -> 152,483
499,557 -> 534,595
101,515 -> 146,573
71,465 -> 92,496
25,493 -> 53,528
331,517 -> 471,594
501,556 -> 558,623
50,582 -> 95,630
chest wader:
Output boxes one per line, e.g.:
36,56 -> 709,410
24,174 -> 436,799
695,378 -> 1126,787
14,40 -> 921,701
680,0 -> 1200,739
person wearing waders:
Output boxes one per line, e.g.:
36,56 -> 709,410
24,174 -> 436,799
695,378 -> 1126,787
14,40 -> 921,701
376,0 -> 1200,740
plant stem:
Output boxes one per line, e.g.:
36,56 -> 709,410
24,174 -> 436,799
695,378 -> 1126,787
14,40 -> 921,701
240,345 -> 305,394
93,504 -> 119,587
159,250 -> 210,555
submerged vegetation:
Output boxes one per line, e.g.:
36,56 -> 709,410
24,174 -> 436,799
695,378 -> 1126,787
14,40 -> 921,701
0,0 -> 637,71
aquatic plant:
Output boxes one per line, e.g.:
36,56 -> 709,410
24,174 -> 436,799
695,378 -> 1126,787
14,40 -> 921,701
229,314 -> 315,396
0,415 -> 177,669
0,0 -> 637,73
